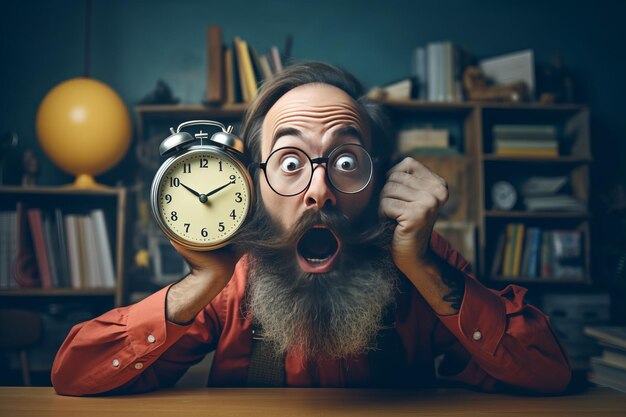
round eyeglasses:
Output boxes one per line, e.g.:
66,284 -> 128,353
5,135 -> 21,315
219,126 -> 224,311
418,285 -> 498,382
257,144 -> 374,197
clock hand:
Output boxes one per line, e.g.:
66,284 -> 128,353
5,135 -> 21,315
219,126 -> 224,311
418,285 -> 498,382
180,182 -> 209,203
205,180 -> 235,198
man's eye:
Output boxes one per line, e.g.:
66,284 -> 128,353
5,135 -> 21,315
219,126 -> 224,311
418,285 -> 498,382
333,154 -> 357,172
280,155 -> 304,173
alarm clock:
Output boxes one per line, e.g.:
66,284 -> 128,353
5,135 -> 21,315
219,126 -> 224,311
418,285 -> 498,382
491,180 -> 517,211
150,120 -> 253,251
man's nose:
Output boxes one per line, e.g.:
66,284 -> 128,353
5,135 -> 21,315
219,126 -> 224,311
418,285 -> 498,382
303,165 -> 336,209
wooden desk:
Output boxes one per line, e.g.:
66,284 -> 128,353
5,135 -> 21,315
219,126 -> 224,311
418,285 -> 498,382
1,386 -> 625,416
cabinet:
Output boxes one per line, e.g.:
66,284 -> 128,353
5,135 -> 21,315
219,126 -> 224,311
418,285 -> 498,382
133,101 -> 594,288
380,100 -> 592,286
0,186 -> 128,308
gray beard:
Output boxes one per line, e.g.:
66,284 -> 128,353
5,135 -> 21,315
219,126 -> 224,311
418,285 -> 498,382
246,253 -> 399,360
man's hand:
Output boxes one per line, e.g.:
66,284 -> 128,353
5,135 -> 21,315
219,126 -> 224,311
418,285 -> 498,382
379,157 -> 449,274
379,157 -> 463,316
165,242 -> 240,324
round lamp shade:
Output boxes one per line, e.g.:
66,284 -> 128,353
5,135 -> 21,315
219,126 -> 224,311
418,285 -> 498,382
36,77 -> 132,188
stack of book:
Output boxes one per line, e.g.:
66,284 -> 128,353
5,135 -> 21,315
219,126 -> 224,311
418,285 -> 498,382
206,26 -> 284,105
0,205 -> 116,290
520,176 -> 586,212
491,224 -> 585,280
396,127 -> 458,156
492,124 -> 559,157
583,326 -> 626,392
543,294 -> 610,372
411,41 -> 470,102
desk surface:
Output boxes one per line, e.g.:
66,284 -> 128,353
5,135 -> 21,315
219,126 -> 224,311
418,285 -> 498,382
1,386 -> 625,416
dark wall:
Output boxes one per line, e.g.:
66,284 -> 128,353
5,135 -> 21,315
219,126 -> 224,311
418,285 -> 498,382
1,0 -> 625,192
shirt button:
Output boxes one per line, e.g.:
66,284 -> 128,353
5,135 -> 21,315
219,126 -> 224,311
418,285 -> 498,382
134,362 -> 144,370
112,359 -> 120,368
147,334 -> 156,343
472,330 -> 482,341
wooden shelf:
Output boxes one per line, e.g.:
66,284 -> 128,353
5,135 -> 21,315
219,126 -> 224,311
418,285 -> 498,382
0,185 -> 124,196
482,155 -> 592,164
135,104 -> 247,119
490,276 -> 592,285
0,288 -> 116,297
485,211 -> 592,219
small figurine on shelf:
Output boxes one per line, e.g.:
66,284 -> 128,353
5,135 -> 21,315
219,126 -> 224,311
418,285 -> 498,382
0,131 -> 19,185
21,148 -> 39,186
537,51 -> 574,104
138,79 -> 180,105
463,66 -> 529,102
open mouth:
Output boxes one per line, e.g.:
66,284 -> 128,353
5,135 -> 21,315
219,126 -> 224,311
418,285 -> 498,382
296,226 -> 341,273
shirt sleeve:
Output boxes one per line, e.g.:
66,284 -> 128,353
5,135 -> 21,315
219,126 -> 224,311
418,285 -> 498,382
51,284 -> 221,396
429,232 -> 572,394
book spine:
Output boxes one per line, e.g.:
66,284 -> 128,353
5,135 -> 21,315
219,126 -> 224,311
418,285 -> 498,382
206,25 -> 224,104
64,215 -> 82,289
233,37 -> 250,102
511,223 -> 525,276
91,209 -> 116,289
27,208 -> 53,288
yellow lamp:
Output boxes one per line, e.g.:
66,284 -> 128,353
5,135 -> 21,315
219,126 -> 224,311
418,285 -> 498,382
36,77 -> 132,188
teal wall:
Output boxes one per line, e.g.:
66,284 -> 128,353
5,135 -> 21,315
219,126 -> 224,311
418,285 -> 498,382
1,0 -> 625,190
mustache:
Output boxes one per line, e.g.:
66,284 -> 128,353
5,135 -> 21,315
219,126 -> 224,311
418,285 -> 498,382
233,203 -> 395,255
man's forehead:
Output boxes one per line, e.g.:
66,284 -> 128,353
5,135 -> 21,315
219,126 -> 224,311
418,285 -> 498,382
261,83 -> 369,153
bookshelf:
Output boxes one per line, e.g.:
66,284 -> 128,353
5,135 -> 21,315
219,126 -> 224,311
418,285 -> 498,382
0,186 -> 128,307
133,100 -> 593,289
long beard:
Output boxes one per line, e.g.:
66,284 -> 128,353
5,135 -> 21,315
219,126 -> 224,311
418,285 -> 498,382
233,202 -> 399,360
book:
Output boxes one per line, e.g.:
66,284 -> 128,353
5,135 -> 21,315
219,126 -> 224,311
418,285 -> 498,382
91,209 -> 116,289
502,223 -> 516,277
233,37 -> 250,102
540,231 -> 553,278
381,78 -> 413,100
511,223 -> 525,276
206,25 -> 224,104
493,124 -> 558,140
230,39 -> 243,103
523,227 -> 542,278
490,230 -> 506,277
270,46 -> 283,73
397,127 -> 449,153
64,214 -> 82,289
479,49 -> 535,99
584,325 -> 626,350
233,37 -> 257,102
27,208 -> 54,288
224,47 -> 235,103
550,230 -> 584,279
54,208 -> 71,288
520,176 -> 568,197
13,202 -> 40,288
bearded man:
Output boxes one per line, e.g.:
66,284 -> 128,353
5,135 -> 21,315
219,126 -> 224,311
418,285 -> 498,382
52,62 -> 571,396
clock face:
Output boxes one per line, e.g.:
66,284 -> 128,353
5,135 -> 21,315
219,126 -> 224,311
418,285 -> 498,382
491,181 -> 517,211
153,148 -> 251,249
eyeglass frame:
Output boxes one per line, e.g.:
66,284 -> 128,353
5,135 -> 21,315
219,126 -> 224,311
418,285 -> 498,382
255,143 -> 377,197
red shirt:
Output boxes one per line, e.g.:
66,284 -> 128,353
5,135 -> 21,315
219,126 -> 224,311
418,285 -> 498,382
51,232 -> 571,396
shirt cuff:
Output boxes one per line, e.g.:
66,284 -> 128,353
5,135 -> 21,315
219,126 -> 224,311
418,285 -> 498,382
126,284 -> 191,360
436,275 -> 506,356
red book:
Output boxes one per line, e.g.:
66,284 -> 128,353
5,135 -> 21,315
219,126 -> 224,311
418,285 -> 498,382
27,208 -> 54,288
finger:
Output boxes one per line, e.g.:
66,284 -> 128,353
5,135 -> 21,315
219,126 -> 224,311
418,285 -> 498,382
386,171 -> 445,190
386,157 -> 431,177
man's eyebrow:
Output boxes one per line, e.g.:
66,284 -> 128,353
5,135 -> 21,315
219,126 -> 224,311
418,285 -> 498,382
272,127 -> 302,149
333,125 -> 364,143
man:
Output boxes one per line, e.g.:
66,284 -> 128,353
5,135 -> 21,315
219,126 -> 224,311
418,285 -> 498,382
52,62 -> 571,395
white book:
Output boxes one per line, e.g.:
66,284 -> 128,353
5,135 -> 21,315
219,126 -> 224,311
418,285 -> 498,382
80,215 -> 102,288
427,43 -> 439,101
91,209 -> 116,289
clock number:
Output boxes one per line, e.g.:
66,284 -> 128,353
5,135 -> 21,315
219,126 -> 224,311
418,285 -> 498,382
235,192 -> 242,203
169,177 -> 180,187
218,161 -> 223,172
183,163 -> 191,173
184,223 -> 190,233
218,222 -> 225,232
229,174 -> 236,182
201,228 -> 208,237
171,211 -> 178,221
165,194 -> 172,204
200,159 -> 208,168
229,209 -> 236,220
